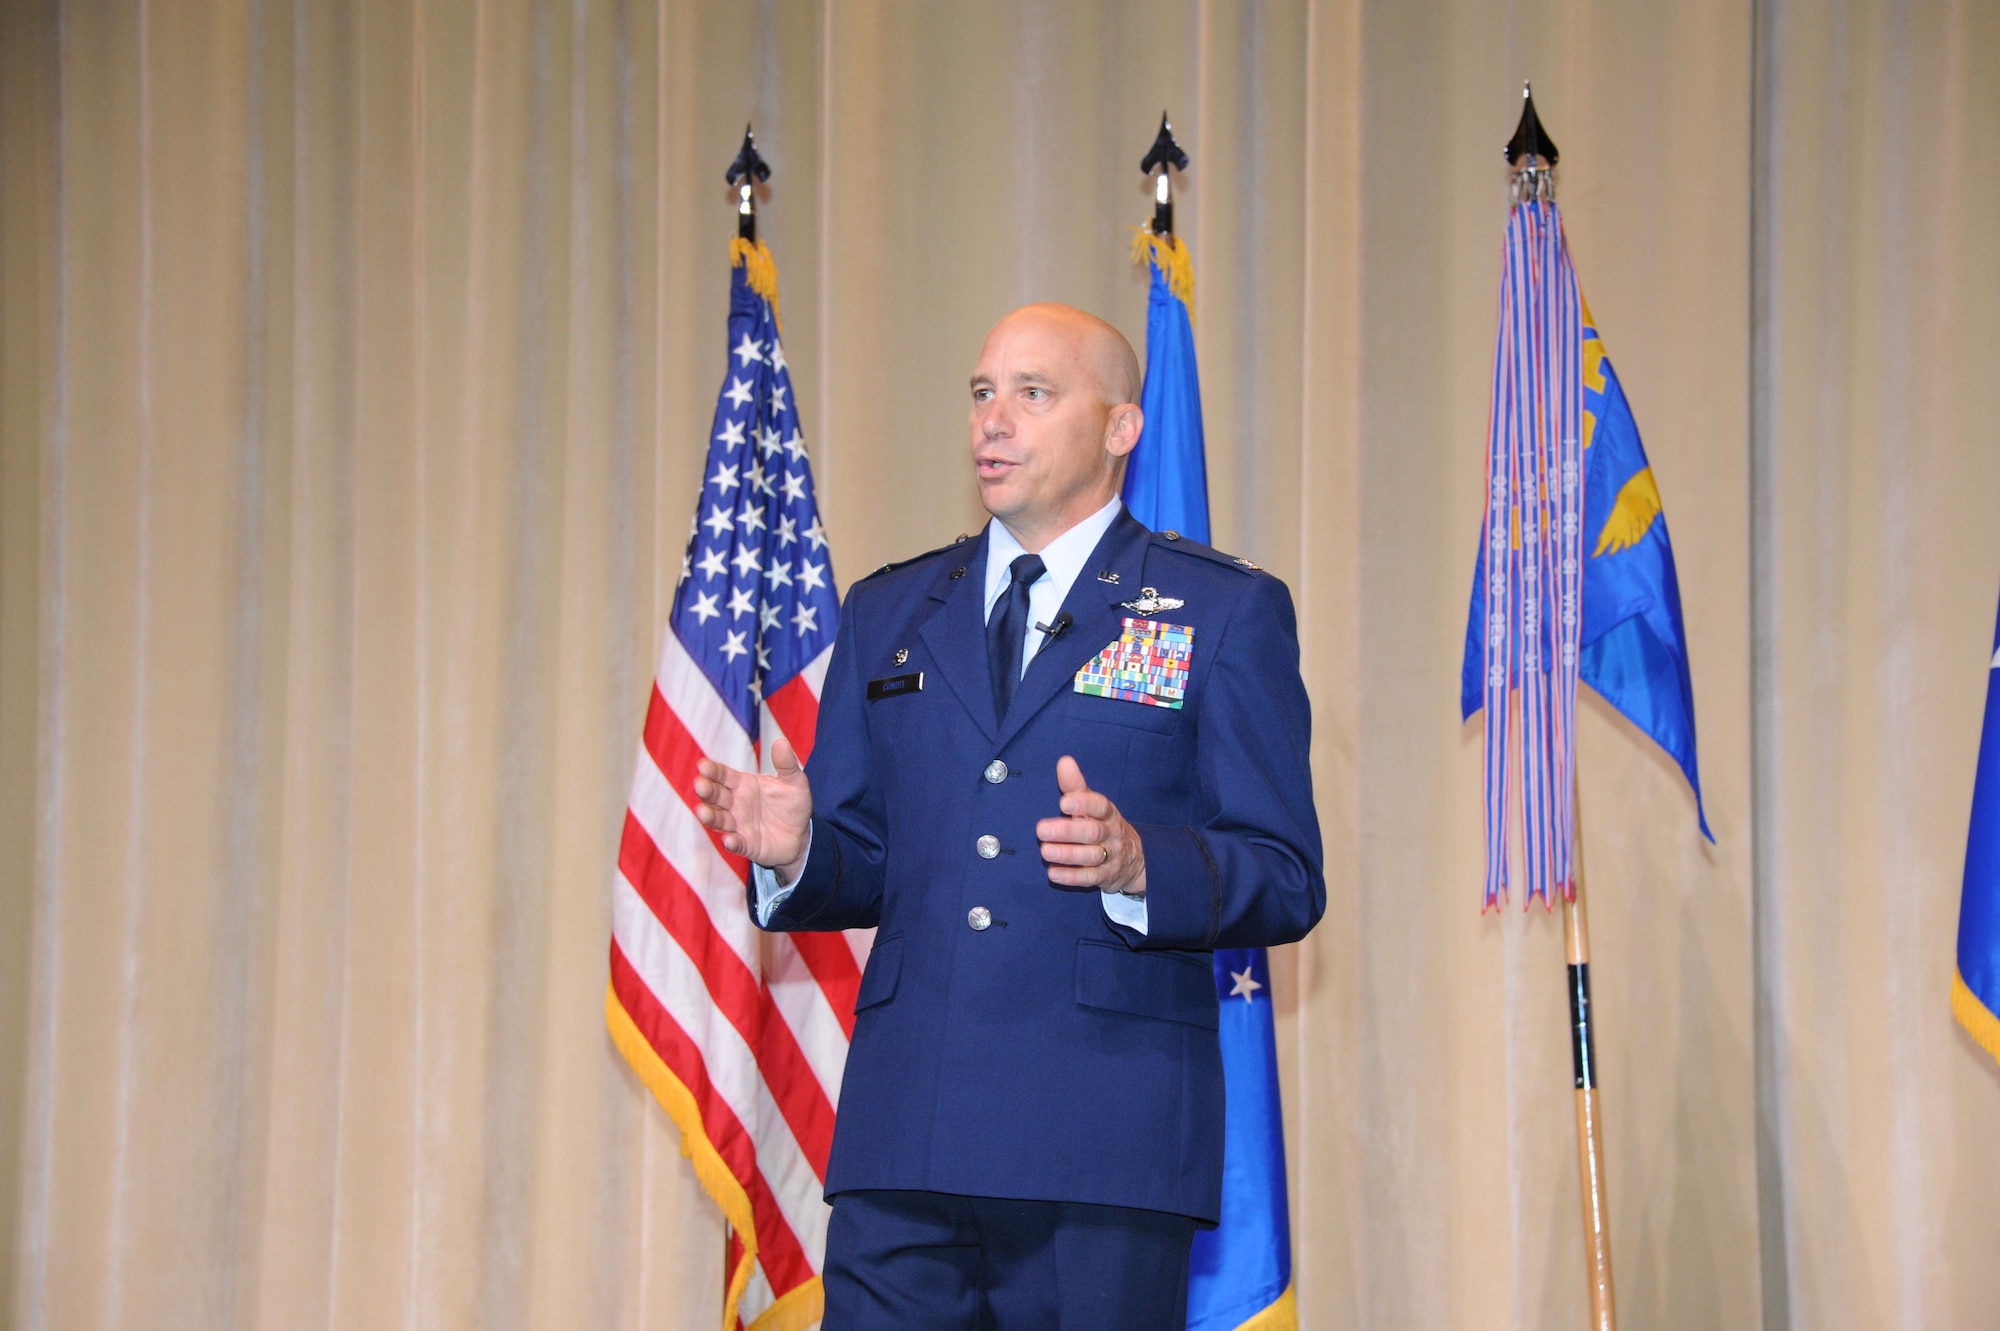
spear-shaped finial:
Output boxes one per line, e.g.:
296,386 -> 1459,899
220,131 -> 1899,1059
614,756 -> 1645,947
726,124 -> 772,242
1505,83 -> 1558,165
1505,83 -> 1558,203
1140,112 -> 1191,241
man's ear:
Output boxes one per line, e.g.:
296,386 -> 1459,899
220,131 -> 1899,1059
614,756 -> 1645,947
1104,404 -> 1144,459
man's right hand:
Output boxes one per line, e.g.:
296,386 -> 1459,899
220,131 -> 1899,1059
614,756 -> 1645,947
694,737 -> 814,885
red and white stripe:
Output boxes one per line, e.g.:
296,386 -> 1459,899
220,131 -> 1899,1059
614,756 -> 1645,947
610,627 -> 868,1328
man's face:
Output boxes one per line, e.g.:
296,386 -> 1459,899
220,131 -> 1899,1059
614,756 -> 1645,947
967,311 -> 1122,536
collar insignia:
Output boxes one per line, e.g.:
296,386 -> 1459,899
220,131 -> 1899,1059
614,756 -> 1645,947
1120,586 -> 1185,614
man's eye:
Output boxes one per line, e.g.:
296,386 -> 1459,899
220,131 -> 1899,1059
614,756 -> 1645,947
973,388 -> 993,401
1023,388 -> 1046,401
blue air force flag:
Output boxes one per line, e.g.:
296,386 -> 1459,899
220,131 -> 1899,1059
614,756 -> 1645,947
1122,239 -> 1210,543
1460,298 -> 1711,845
1954,586 -> 2000,1069
1125,227 -> 1296,1331
1192,949 -> 1295,1331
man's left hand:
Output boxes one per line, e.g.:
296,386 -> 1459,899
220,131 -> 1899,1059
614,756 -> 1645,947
1036,755 -> 1146,897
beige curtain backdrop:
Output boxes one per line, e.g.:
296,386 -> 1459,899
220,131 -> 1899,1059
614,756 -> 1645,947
2,1 -> 1996,1328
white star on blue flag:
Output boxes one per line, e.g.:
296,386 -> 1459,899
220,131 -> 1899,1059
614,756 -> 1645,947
670,265 -> 841,732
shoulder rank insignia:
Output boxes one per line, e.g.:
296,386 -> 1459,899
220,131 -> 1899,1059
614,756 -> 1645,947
1120,586 -> 1185,614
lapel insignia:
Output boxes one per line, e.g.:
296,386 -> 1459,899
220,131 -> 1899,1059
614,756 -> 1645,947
1096,569 -> 1121,585
1075,618 -> 1195,710
1119,586 -> 1184,615
892,647 -> 909,666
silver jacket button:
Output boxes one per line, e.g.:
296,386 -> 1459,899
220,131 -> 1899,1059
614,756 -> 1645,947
983,759 -> 1008,785
976,834 -> 1000,859
968,906 -> 992,931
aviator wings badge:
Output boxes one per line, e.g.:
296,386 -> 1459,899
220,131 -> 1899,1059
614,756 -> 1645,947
1120,586 -> 1185,615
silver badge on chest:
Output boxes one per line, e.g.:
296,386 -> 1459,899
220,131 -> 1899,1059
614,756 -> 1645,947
1120,586 -> 1185,615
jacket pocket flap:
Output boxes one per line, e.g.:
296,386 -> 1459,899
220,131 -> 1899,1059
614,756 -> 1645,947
1073,940 -> 1217,1030
854,935 -> 903,1012
1065,688 -> 1184,733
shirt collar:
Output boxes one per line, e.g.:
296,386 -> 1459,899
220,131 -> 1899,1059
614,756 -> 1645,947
984,496 -> 1124,610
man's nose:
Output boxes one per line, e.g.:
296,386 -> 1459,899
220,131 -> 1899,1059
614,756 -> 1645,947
980,403 -> 1011,438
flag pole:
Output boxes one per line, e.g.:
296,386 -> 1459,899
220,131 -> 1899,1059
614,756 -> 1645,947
1506,80 -> 1620,1330
1564,789 -> 1617,1330
726,123 -> 770,243
1141,111 -> 1189,244
718,122 -> 773,1318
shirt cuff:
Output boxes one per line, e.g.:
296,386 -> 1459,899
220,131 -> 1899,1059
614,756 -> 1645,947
751,824 -> 812,927
1100,890 -> 1148,935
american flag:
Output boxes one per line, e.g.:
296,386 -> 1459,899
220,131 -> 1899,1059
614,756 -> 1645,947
606,239 -> 863,1331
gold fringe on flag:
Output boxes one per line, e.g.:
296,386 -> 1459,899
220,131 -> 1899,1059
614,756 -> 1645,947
606,984 -> 780,1331
731,235 -> 783,331
747,1278 -> 826,1331
1952,969 -> 2000,1069
1131,225 -> 1196,319
1231,1284 -> 1298,1331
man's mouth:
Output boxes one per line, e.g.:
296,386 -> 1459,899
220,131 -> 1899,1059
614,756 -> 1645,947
975,455 -> 1018,480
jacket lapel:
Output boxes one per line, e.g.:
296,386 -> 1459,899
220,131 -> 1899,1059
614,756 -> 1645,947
917,529 -> 999,741
993,509 -> 1153,751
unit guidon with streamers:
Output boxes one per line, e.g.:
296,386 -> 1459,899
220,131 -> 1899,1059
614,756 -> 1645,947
606,239 -> 862,1331
1473,198 -> 1586,910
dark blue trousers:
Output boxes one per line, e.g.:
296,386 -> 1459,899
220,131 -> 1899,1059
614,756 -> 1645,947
821,1189 -> 1197,1330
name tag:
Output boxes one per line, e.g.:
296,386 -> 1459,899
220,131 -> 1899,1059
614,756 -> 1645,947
1074,618 -> 1194,710
866,671 -> 924,701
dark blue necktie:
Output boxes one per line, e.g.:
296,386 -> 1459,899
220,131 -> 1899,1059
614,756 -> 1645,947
987,552 -> 1046,718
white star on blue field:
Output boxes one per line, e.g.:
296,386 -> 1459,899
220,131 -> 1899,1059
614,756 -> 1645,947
672,268 -> 839,733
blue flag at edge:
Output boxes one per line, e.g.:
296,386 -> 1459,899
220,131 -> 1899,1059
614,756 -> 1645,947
1124,250 -> 1296,1331
1954,585 -> 2000,1068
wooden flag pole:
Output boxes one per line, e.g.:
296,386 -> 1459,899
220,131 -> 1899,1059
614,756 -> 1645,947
1564,808 -> 1617,1329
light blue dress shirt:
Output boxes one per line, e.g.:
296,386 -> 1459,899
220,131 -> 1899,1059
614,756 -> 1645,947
754,496 -> 1148,933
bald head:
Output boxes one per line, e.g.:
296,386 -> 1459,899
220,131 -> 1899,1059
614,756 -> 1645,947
988,303 -> 1142,407
968,303 -> 1145,552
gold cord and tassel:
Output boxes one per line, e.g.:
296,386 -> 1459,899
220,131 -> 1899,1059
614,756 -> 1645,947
1131,225 -> 1195,318
731,235 -> 783,331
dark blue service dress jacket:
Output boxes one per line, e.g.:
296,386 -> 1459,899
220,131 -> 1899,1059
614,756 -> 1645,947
754,509 -> 1324,1225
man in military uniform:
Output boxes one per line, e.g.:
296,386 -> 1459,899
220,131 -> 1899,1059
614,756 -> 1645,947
694,303 -> 1324,1328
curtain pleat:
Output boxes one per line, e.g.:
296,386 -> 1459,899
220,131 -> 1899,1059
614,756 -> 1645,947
1,2 -> 1995,1327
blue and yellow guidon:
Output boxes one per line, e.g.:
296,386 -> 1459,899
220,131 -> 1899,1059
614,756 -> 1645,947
1463,297 -> 1712,840
1583,306 -> 1664,558
1581,301 -> 1665,559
